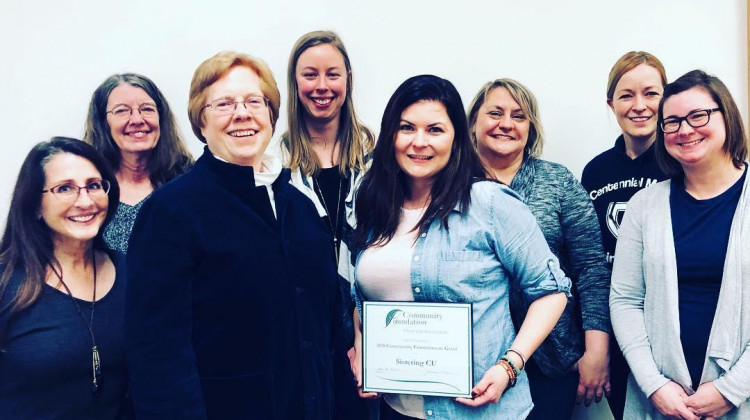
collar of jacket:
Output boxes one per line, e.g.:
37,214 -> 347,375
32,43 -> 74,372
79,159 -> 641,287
197,147 -> 290,194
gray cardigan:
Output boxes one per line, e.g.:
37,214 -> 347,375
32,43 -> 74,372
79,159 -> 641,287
509,157 -> 611,377
610,172 -> 750,419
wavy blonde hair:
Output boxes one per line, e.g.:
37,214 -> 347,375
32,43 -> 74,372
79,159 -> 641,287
467,78 -> 545,158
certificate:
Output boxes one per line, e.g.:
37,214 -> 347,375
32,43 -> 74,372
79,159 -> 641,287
362,301 -> 473,398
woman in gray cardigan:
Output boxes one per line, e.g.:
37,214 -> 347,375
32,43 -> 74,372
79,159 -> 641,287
468,78 -> 612,420
610,70 -> 750,419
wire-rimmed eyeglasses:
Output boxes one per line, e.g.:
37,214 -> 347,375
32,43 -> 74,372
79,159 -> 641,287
203,96 -> 269,116
106,103 -> 159,120
42,180 -> 111,202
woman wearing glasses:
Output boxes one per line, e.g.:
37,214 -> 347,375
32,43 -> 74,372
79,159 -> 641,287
281,30 -> 375,350
84,73 -> 193,254
0,137 -> 131,419
580,51 -> 669,419
125,51 -> 358,419
467,78 -> 611,419
610,70 -> 750,419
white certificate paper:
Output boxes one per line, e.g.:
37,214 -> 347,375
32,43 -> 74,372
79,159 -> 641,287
362,301 -> 473,398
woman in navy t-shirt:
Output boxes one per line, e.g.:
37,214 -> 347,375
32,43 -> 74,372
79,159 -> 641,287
0,137 -> 131,419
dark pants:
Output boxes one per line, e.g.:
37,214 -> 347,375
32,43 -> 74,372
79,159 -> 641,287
525,358 -> 579,420
379,399 -> 423,420
607,337 -> 630,420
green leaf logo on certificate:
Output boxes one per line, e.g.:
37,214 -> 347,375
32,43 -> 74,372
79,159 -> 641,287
362,301 -> 474,398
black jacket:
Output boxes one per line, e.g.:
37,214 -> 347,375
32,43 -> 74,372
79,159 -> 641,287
126,149 -> 357,419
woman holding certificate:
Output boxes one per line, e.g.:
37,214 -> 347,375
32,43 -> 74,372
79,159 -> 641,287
350,74 -> 570,419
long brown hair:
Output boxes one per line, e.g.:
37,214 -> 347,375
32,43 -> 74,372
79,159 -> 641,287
281,30 -> 374,176
354,75 -> 487,250
0,138 -> 120,322
84,73 -> 193,188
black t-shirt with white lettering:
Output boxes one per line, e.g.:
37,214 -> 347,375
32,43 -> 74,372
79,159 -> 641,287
581,136 -> 667,268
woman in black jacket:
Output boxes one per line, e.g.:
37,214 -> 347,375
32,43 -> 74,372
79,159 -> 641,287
125,51 -> 358,420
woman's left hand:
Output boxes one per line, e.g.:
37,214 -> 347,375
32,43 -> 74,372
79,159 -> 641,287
455,365 -> 509,407
574,346 -> 611,405
684,381 -> 734,419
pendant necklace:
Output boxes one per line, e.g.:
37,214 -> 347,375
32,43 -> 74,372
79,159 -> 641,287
313,174 -> 343,265
50,249 -> 102,395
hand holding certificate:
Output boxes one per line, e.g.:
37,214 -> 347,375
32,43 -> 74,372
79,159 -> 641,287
361,301 -> 474,398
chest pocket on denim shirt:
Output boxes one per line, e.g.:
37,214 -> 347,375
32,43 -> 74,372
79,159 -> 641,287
435,250 -> 490,302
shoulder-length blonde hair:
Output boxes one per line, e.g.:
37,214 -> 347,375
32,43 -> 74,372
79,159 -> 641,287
281,30 -> 374,176
467,78 -> 545,159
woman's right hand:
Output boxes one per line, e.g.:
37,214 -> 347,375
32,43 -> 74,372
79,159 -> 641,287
352,312 -> 378,399
649,381 -> 700,420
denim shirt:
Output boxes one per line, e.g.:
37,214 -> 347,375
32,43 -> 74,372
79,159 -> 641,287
353,181 -> 572,419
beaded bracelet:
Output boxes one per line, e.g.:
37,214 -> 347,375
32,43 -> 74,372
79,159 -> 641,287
499,356 -> 520,378
495,359 -> 517,387
505,348 -> 527,371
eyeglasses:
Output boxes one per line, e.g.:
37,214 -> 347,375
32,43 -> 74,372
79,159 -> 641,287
42,180 -> 111,202
661,108 -> 721,134
203,96 -> 268,116
106,103 -> 159,120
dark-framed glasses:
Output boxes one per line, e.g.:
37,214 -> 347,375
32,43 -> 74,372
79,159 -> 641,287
106,103 -> 159,120
203,95 -> 268,116
661,108 -> 721,134
42,180 -> 111,202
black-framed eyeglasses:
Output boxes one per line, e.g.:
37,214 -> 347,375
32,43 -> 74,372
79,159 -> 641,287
42,180 -> 111,202
203,95 -> 268,116
661,108 -> 721,134
106,103 -> 159,120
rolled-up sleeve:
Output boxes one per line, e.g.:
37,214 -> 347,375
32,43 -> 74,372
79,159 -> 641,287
491,187 -> 572,304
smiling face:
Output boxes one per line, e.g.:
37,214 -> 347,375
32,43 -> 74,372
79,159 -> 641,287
106,84 -> 161,157
608,63 -> 664,143
394,100 -> 454,192
295,44 -> 348,125
40,153 -> 109,247
473,87 -> 530,166
662,87 -> 727,170
200,66 -> 273,168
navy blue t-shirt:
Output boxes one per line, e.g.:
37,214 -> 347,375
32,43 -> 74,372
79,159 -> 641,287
0,251 -> 132,419
670,165 -> 747,389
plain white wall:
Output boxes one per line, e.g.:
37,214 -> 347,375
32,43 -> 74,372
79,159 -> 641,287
0,2 -> 746,418
0,0 -> 747,221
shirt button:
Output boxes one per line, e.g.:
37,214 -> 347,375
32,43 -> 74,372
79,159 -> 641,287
414,287 -> 421,294
414,256 -> 420,262
548,260 -> 555,268
420,232 -> 427,238
426,409 -> 433,416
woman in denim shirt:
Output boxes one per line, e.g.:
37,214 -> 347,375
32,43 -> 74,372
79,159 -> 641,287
349,75 -> 570,419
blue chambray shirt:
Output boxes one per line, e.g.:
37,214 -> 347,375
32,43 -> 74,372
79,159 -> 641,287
353,181 -> 572,419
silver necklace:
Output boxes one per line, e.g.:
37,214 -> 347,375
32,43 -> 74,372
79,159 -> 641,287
313,175 -> 343,265
50,249 -> 102,395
